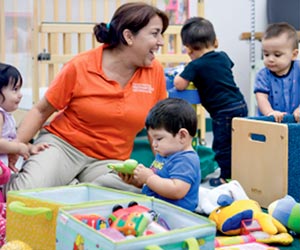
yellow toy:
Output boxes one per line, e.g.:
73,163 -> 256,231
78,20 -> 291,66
208,195 -> 294,246
208,195 -> 287,236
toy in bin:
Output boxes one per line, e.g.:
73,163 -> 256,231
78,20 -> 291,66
74,214 -> 108,230
106,201 -> 169,238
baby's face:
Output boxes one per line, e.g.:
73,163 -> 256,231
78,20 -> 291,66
148,128 -> 182,157
262,33 -> 298,76
0,79 -> 23,113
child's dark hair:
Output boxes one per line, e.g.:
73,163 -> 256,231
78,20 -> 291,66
181,17 -> 216,50
94,2 -> 169,49
263,22 -> 298,50
0,63 -> 23,101
146,98 -> 197,137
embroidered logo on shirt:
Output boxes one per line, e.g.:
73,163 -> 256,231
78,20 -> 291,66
132,83 -> 154,93
152,161 -> 164,170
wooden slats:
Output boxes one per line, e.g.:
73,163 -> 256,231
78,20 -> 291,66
38,23 -> 190,70
39,23 -> 95,33
240,31 -> 300,41
0,0 -> 5,61
239,32 -> 264,41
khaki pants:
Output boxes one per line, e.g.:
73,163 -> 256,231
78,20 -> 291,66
7,129 -> 141,194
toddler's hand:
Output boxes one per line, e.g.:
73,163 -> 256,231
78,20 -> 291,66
267,110 -> 286,123
293,108 -> 300,123
18,142 -> 30,160
133,164 -> 154,184
119,172 -> 134,184
8,153 -> 19,173
29,142 -> 49,155
118,172 -> 143,188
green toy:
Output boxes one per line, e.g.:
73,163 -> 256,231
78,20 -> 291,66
107,159 -> 138,174
268,195 -> 300,234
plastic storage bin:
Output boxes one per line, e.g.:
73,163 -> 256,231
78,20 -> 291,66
56,197 -> 216,250
6,184 -> 144,250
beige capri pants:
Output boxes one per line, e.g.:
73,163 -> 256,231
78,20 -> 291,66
7,129 -> 141,194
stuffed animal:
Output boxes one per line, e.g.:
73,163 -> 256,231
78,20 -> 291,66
209,195 -> 287,236
196,180 -> 249,215
268,195 -> 300,234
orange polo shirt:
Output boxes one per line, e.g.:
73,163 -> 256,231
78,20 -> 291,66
44,46 -> 167,160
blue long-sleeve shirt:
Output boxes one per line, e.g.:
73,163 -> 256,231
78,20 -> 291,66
254,60 -> 300,115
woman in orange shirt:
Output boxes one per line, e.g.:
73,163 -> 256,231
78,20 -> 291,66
7,2 -> 168,192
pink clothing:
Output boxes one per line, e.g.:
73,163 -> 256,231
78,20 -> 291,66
0,107 -> 14,201
0,161 -> 10,202
0,164 -> 7,247
0,203 -> 6,247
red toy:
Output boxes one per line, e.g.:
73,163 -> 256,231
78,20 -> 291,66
108,201 -> 152,225
108,201 -> 168,237
74,214 -> 108,230
108,202 -> 153,237
241,218 -> 262,235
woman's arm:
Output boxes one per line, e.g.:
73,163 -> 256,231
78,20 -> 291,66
17,97 -> 56,143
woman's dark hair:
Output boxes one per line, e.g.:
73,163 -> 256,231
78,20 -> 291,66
181,17 -> 216,50
93,2 -> 169,48
263,22 -> 299,50
146,98 -> 197,137
0,63 -> 23,101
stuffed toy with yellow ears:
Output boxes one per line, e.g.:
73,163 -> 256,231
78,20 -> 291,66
209,194 -> 287,236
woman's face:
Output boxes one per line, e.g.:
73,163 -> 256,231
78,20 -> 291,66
129,15 -> 165,67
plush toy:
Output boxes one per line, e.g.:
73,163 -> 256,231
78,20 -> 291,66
196,180 -> 249,215
209,195 -> 287,236
268,195 -> 300,234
